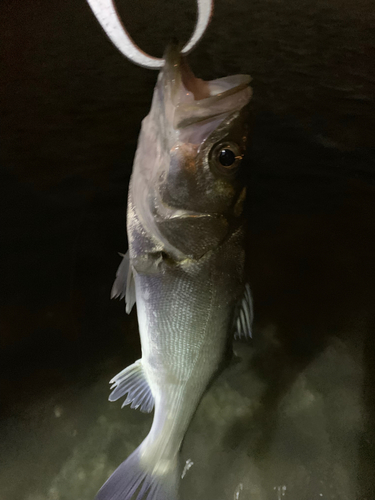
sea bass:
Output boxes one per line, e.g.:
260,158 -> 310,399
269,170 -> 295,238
96,44 -> 253,500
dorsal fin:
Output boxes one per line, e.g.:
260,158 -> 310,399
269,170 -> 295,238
234,283 -> 253,340
111,251 -> 136,314
109,359 -> 154,413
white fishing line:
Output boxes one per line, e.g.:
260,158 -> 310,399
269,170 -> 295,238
86,0 -> 213,68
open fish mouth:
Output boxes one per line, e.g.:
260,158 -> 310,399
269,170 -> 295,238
160,42 -> 252,130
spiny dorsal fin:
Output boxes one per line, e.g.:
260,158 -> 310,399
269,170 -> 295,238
109,359 -> 154,413
234,283 -> 253,340
111,251 -> 136,314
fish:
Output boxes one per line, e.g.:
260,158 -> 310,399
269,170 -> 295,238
96,43 -> 253,500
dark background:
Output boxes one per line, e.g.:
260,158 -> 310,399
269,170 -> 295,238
1,0 -> 375,499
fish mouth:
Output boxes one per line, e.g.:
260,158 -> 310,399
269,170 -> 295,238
161,41 -> 252,129
162,42 -> 212,102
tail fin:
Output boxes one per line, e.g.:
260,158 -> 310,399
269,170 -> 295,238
95,445 -> 179,500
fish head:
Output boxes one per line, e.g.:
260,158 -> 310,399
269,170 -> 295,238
132,43 -> 252,260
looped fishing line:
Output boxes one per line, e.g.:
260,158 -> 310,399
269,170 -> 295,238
86,0 -> 214,68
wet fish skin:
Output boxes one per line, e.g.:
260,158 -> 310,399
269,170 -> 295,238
96,44 -> 252,500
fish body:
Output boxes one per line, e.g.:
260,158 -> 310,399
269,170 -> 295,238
97,44 -> 253,500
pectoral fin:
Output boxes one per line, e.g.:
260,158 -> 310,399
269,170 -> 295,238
234,283 -> 253,340
111,251 -> 136,314
109,359 -> 154,413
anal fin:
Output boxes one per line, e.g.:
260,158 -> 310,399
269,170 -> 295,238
109,359 -> 154,413
234,283 -> 254,340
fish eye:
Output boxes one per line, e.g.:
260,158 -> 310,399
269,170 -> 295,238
219,148 -> 236,167
210,142 -> 243,175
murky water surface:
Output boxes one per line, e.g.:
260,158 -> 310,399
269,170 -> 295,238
1,0 -> 374,499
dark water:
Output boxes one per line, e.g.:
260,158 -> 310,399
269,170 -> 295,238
1,0 -> 374,499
